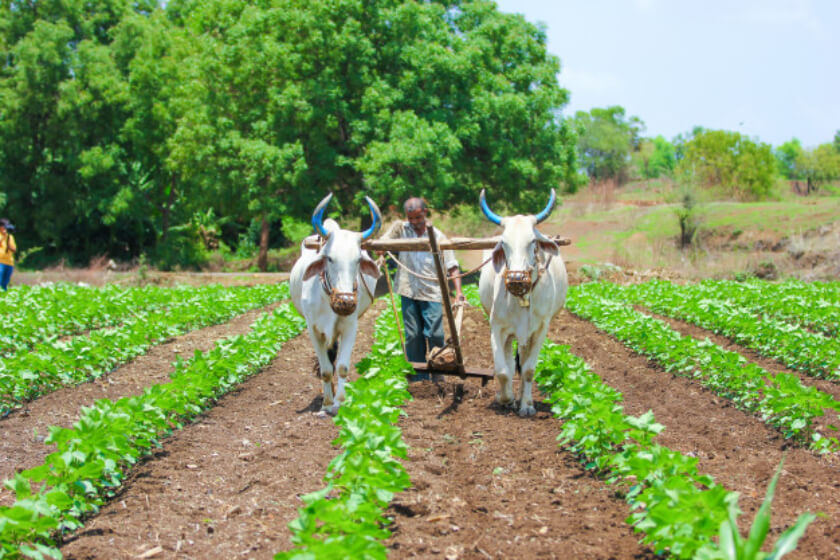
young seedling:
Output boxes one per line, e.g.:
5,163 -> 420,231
698,458 -> 816,560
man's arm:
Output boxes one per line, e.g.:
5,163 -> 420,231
448,265 -> 464,302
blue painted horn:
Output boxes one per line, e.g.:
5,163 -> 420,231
360,196 -> 382,240
479,189 -> 503,225
311,193 -> 333,238
534,188 -> 556,224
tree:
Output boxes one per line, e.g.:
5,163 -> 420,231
775,138 -> 804,180
573,106 -> 644,184
635,135 -> 676,179
797,144 -> 840,194
0,0 -> 157,264
676,129 -> 776,199
171,0 -> 579,226
2,0 -> 580,267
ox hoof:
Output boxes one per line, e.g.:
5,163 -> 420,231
518,404 -> 536,417
495,393 -> 514,407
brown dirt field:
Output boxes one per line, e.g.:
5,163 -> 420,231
554,311 -> 840,560
19,301 -> 831,559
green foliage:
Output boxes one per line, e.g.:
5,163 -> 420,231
574,106 -> 644,184
0,284 -> 290,415
677,129 -> 777,199
635,135 -> 676,179
571,281 -> 840,454
277,304 -> 412,559
1,0 -> 579,268
0,300 -> 305,557
696,459 -> 816,560
796,143 -> 840,193
774,138 -> 804,180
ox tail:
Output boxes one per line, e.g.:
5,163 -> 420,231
515,348 -> 521,376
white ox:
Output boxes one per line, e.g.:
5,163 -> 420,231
290,193 -> 382,414
478,188 -> 568,416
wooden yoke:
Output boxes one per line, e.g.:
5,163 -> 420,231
303,235 -> 571,252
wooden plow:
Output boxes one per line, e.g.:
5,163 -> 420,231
305,228 -> 571,385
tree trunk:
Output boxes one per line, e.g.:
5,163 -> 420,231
257,214 -> 270,272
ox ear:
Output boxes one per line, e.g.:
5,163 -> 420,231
359,253 -> 381,279
537,238 -> 560,257
492,242 -> 506,273
303,256 -> 327,281
534,229 -> 559,257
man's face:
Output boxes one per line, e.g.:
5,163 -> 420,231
406,208 -> 427,235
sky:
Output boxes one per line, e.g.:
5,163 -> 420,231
493,0 -> 839,148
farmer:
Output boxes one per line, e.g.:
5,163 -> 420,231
0,218 -> 17,291
380,197 -> 464,380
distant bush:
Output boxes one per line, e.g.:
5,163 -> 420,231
677,129 -> 776,199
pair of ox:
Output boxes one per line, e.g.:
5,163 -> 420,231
290,190 -> 567,417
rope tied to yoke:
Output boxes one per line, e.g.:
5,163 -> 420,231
383,250 -> 493,282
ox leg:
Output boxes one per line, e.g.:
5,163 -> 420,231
332,326 -> 358,415
491,330 -> 516,406
309,329 -> 336,413
517,325 -> 549,417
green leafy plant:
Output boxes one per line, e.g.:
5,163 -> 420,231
276,304 -> 413,559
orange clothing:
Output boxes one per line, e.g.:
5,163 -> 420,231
0,233 -> 16,266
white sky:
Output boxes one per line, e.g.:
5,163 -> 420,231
493,0 -> 840,148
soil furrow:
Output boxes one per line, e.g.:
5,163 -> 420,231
0,303 -> 280,496
60,302 -> 381,560
386,308 -> 657,559
557,310 -> 840,560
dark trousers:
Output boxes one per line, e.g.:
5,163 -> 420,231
0,264 -> 12,291
401,296 -> 444,380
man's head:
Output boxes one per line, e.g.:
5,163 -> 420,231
404,197 -> 428,235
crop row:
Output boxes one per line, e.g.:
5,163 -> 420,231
690,279 -> 840,337
0,304 -> 306,559
614,280 -> 840,381
536,340 -> 734,558
537,340 -> 813,559
1,284 -> 231,358
0,283 -> 290,417
568,283 -> 840,454
277,305 -> 413,559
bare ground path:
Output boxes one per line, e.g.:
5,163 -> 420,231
556,310 -> 840,560
0,303 -> 281,495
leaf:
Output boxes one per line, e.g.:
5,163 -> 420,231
767,512 -> 817,559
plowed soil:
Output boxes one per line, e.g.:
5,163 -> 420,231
3,299 -> 839,559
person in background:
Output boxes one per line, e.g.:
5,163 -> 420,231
0,218 -> 17,291
380,197 -> 464,380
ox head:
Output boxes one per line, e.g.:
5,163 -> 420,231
304,193 -> 382,316
480,188 -> 559,297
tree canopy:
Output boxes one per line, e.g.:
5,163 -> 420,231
572,105 -> 644,184
0,0 -> 579,268
676,129 -> 776,199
